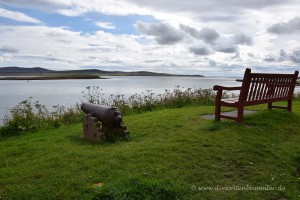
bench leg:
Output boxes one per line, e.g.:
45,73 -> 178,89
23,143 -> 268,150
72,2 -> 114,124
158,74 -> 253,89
268,102 -> 272,110
237,107 -> 244,123
215,103 -> 221,121
287,99 -> 292,111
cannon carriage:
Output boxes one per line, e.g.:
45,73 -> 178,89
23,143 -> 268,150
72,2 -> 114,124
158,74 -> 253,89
81,103 -> 129,141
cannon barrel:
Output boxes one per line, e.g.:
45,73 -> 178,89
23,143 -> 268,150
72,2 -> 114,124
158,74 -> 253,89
81,103 -> 122,128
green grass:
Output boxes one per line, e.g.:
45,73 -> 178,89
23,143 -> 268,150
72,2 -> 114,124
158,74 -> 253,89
1,101 -> 300,199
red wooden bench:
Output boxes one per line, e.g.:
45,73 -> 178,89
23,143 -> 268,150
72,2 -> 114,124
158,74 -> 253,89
213,68 -> 299,123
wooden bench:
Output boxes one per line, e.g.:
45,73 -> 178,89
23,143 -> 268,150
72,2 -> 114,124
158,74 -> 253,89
213,68 -> 299,123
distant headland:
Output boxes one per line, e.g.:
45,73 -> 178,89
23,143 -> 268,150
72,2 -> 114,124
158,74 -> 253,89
0,67 -> 204,80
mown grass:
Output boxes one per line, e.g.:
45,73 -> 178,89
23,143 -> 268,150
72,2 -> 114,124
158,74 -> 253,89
1,101 -> 300,199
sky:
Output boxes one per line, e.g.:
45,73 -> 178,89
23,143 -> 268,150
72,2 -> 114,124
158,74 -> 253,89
0,0 -> 300,76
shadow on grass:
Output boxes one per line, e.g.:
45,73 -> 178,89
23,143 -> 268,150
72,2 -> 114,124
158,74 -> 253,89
243,109 -> 299,126
203,109 -> 299,131
67,134 -> 130,146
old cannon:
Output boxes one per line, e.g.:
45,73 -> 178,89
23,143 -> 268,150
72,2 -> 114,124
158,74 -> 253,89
81,103 -> 129,141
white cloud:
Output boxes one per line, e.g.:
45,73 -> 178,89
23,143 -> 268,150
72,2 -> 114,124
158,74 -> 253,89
0,8 -> 41,24
95,22 -> 116,29
1,0 -> 300,75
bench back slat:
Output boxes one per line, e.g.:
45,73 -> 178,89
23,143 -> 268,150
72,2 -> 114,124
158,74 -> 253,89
239,68 -> 299,103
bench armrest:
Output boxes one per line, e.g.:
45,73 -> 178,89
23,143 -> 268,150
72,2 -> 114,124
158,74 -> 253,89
213,85 -> 242,102
213,85 -> 242,91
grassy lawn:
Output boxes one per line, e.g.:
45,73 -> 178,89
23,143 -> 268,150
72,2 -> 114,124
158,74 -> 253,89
1,101 -> 300,199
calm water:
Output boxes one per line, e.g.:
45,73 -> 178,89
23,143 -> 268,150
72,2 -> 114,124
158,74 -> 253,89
0,76 -> 299,123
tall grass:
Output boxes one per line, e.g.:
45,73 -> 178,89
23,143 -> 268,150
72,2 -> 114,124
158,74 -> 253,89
0,98 -> 82,136
82,86 -> 218,114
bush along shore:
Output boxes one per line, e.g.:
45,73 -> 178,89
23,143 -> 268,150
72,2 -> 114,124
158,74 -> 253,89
0,86 -> 224,136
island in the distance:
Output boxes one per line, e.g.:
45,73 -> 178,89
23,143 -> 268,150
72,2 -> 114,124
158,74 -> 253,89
0,67 -> 204,80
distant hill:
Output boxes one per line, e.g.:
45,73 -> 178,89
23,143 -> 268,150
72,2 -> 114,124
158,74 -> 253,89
0,67 -> 204,77
0,67 -> 53,73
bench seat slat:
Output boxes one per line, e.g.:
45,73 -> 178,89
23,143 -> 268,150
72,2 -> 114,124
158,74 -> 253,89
220,98 -> 239,104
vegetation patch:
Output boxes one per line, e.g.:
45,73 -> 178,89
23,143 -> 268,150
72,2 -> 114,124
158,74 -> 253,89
91,177 -> 184,200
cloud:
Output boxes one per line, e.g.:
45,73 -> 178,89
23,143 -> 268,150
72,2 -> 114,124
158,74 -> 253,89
0,54 -> 12,62
289,49 -> 300,63
190,47 -> 212,56
215,44 -> 238,53
208,59 -> 217,66
232,33 -> 253,45
0,8 -> 42,24
278,49 -> 288,61
263,55 -> 276,62
1,0 -> 300,76
135,21 -> 184,44
247,52 -> 255,58
198,28 -> 220,43
125,0 -> 288,16
95,22 -> 116,29
263,48 -> 300,64
267,17 -> 300,34
180,25 -> 219,43
0,45 -> 18,53
1,0 -> 70,12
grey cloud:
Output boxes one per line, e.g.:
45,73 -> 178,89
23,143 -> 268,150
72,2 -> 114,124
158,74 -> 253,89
17,55 -> 73,63
0,45 -> 18,53
200,15 -> 238,22
199,28 -> 220,43
208,59 -> 217,66
233,33 -> 253,45
278,49 -> 288,61
144,59 -> 163,63
263,55 -> 276,62
135,21 -> 183,44
267,17 -> 300,34
126,0 -> 287,17
179,25 -> 198,38
279,49 -> 287,57
220,0 -> 285,9
231,52 -> 240,60
180,25 -> 219,43
215,45 -> 238,53
2,0 -> 67,11
46,31 -> 69,37
290,49 -> 300,63
190,47 -> 212,56
266,49 -> 300,64
247,52 -> 255,58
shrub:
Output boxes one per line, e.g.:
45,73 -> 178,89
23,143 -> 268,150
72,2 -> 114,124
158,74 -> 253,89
81,86 -> 218,115
0,97 -> 83,136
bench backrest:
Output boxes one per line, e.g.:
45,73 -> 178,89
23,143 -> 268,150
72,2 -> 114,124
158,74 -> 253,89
239,68 -> 299,103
